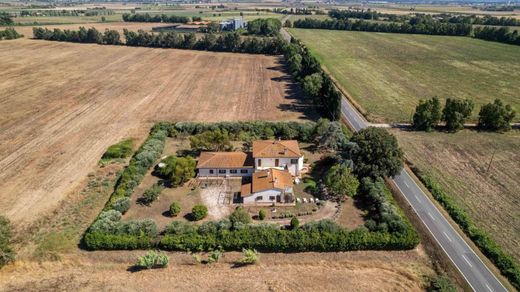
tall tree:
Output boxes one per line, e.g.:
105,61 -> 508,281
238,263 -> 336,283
351,127 -> 404,178
412,97 -> 442,131
478,99 -> 516,132
442,98 -> 474,132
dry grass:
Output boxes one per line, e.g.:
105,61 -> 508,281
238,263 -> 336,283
393,129 -> 520,262
0,39 -> 313,229
0,249 -> 434,291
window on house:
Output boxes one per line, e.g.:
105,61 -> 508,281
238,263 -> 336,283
269,196 -> 276,201
255,196 -> 263,201
275,159 -> 279,167
218,169 -> 226,174
240,169 -> 248,174
258,159 -> 261,167
290,159 -> 298,164
209,169 -> 214,174
230,169 -> 237,174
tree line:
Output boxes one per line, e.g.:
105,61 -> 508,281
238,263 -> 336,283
291,18 -> 520,46
0,12 -> 13,25
328,9 -> 520,26
285,38 -> 341,120
32,27 -> 286,55
0,28 -> 22,40
473,26 -> 520,46
122,13 -> 201,24
412,97 -> 516,132
291,18 -> 472,36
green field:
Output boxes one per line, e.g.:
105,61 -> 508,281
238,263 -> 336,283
289,29 -> 520,123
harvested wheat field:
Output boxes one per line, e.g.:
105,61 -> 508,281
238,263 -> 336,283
0,39 -> 312,229
0,250 -> 434,291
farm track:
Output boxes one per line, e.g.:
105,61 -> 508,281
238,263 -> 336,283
0,39 -> 311,228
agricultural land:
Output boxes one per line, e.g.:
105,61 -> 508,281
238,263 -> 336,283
0,38 -> 312,228
289,28 -> 520,123
393,129 -> 520,262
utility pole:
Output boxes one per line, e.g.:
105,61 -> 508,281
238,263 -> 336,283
486,148 -> 497,174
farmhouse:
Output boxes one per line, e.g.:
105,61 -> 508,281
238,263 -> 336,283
197,152 -> 254,177
253,140 -> 304,176
241,168 -> 294,205
196,139 -> 304,205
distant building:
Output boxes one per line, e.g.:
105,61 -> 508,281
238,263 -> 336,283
252,140 -> 304,176
219,17 -> 247,31
197,152 -> 254,177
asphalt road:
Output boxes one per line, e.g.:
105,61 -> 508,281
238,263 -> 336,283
340,97 -> 508,292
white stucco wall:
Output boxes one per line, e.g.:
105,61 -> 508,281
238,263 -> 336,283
198,168 -> 253,177
243,189 -> 282,204
254,157 -> 303,176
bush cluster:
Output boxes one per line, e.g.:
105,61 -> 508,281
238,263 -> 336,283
161,120 -> 350,147
135,250 -> 169,269
419,174 -> 520,290
138,183 -> 164,206
360,177 -> 408,234
104,126 -> 167,209
158,155 -> 196,186
285,39 -> 341,120
0,28 -> 22,40
0,216 -> 15,268
101,139 -> 133,160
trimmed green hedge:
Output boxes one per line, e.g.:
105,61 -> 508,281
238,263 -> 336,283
419,173 -> 520,290
159,222 -> 419,252
84,232 -> 152,250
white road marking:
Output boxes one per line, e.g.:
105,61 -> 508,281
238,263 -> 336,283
404,181 -> 410,188
462,254 -> 473,267
443,231 -> 452,242
428,212 -> 436,221
485,283 -> 493,292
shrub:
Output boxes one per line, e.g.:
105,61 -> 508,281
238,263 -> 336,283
290,217 -> 300,230
0,216 -> 15,268
191,204 -> 208,221
102,139 -> 133,160
229,207 -> 251,227
478,99 -> 516,132
427,275 -> 456,292
135,250 -> 169,269
165,221 -> 197,235
207,249 -> 222,264
139,183 -> 164,206
169,202 -> 181,217
258,209 -> 266,221
111,197 -> 131,214
237,249 -> 259,265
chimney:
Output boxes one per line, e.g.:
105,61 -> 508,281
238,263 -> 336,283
284,148 -> 288,155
